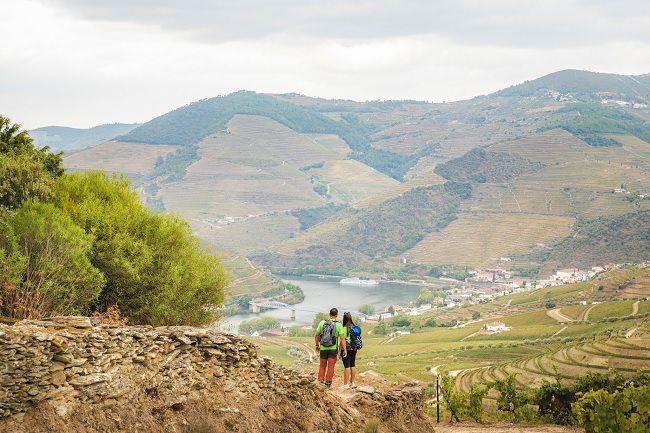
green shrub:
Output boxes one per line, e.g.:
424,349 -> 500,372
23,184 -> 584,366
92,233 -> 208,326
573,385 -> 650,433
364,418 -> 380,433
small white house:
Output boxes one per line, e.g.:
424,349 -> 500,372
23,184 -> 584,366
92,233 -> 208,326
556,268 -> 579,279
485,321 -> 508,332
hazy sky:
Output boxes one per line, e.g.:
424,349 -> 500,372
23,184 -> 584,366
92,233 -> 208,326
4,0 -> 650,129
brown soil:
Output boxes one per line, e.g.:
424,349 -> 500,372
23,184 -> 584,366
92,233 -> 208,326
435,422 -> 584,433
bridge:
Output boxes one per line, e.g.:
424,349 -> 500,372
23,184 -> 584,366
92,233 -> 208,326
249,300 -> 290,314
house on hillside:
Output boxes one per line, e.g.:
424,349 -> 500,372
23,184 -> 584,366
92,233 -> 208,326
484,321 -> 509,332
258,328 -> 287,337
556,268 -> 578,279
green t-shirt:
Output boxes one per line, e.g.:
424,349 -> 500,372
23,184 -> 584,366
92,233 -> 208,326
316,320 -> 345,350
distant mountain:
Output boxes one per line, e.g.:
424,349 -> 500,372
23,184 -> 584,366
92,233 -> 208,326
61,69 -> 650,280
495,69 -> 650,102
119,90 -> 428,180
31,123 -> 140,152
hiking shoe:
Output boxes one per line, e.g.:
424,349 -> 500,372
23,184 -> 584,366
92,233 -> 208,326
324,381 -> 332,388
340,384 -> 350,390
350,383 -> 357,389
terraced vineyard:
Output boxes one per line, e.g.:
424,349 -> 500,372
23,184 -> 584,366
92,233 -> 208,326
305,159 -> 398,204
221,255 -> 282,296
64,141 -> 178,179
404,213 -> 574,267
160,115 -> 345,218
455,337 -> 650,392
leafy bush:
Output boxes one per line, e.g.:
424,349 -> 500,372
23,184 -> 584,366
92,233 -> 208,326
392,316 -> 412,328
0,202 -> 105,319
573,385 -> 650,433
0,119 -> 228,325
238,317 -> 282,334
440,373 -> 489,422
358,304 -> 375,316
492,375 -> 532,422
54,172 -> 227,325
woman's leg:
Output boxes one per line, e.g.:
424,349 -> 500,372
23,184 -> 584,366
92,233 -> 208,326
342,350 -> 351,385
349,350 -> 358,385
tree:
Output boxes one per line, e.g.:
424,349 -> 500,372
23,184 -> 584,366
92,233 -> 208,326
472,311 -> 482,320
0,115 -> 62,178
358,304 -> 375,316
236,295 -> 252,310
423,317 -> 437,327
392,316 -> 412,328
0,115 -> 63,210
416,288 -> 434,306
373,321 -> 388,336
239,316 -> 281,334
312,312 -> 329,329
53,171 -> 228,325
0,202 -> 104,319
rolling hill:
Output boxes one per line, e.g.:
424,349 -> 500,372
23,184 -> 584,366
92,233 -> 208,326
59,69 -> 650,291
31,123 -> 140,152
495,69 -> 650,102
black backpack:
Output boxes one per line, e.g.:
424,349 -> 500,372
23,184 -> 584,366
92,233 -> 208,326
320,320 -> 337,347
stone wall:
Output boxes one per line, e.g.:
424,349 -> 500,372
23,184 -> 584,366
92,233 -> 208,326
0,316 -> 432,433
0,316 -> 314,418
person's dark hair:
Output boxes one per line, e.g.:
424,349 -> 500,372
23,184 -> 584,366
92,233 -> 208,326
342,312 -> 355,328
329,307 -> 338,317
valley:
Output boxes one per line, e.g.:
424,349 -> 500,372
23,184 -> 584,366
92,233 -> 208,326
56,69 -> 650,301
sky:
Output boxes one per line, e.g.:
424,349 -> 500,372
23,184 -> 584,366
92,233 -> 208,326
3,0 -> 650,129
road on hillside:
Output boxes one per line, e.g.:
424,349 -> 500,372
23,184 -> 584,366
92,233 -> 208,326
546,308 -> 574,323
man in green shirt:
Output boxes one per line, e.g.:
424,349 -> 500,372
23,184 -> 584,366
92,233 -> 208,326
315,307 -> 347,388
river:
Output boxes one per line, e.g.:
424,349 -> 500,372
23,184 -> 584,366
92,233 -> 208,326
218,276 -> 434,333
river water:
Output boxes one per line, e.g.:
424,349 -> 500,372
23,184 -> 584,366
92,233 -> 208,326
218,276 -> 428,333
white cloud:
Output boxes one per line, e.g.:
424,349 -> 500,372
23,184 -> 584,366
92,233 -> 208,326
2,0 -> 650,128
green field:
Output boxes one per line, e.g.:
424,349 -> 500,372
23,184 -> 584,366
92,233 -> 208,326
250,270 -> 650,388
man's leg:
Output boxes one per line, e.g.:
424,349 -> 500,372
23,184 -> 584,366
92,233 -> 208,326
325,356 -> 337,384
317,353 -> 328,381
322,350 -> 337,385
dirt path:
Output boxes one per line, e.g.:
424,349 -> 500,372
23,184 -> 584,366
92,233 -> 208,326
547,308 -> 574,323
504,299 -> 512,308
434,423 -> 583,433
552,326 -> 568,337
632,300 -> 640,316
625,327 -> 639,338
460,331 -> 480,341
230,270 -> 264,286
430,365 -> 443,376
579,305 -> 595,322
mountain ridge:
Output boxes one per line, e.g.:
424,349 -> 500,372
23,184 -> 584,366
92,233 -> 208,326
30,123 -> 140,152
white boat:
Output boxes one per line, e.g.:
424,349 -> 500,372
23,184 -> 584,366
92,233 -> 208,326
339,277 -> 379,286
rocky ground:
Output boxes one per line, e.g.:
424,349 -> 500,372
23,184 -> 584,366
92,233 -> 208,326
0,316 -> 434,433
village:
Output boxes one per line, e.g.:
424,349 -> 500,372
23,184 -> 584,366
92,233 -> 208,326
357,262 -> 610,325
237,262 -> 650,338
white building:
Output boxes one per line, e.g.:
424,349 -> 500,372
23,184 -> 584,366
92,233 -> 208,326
484,321 -> 509,332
